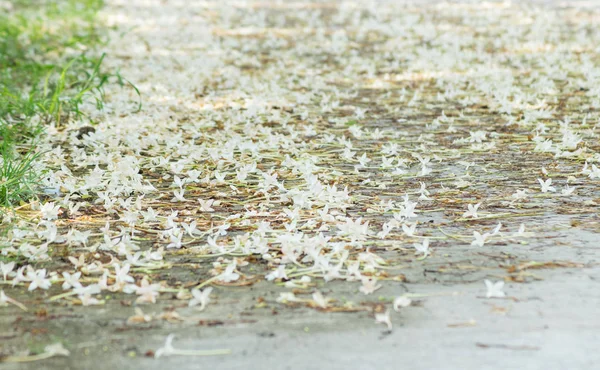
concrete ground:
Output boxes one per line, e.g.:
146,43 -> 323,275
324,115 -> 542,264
2,0 -> 600,369
2,267 -> 599,369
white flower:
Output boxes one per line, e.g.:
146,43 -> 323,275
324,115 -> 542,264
154,334 -> 230,358
214,171 -> 226,183
418,182 -> 431,200
173,175 -> 186,188
141,207 -> 158,222
511,189 -> 529,201
377,222 -> 394,239
155,334 -> 177,358
67,229 -> 91,246
484,279 -> 506,298
181,221 -> 199,237
375,309 -> 392,331
68,254 -> 86,268
188,287 -> 212,310
44,342 -> 70,357
462,203 -> 480,219
419,165 -> 432,176
336,217 -> 369,241
166,232 -> 183,249
359,277 -> 381,295
318,206 -> 335,222
413,238 -> 430,257
198,199 -> 215,212
187,169 -> 202,182
37,222 -> 62,243
128,307 -> 152,324
471,231 -> 490,247
469,130 -> 487,143
114,263 -> 135,287
27,268 -> 52,291
62,271 -> 82,290
393,296 -> 412,311
538,178 -> 556,193
397,195 -> 418,219
266,265 -> 288,281
40,202 -> 61,220
587,164 -> 600,179
402,223 -> 417,237
358,153 -> 371,167
147,247 -> 164,261
1,261 -> 15,281
312,290 -> 329,309
491,222 -> 502,235
276,292 -> 298,303
355,107 -> 367,119
133,278 -> 161,304
515,223 -> 527,236
74,284 -> 102,306
1,290 -> 28,311
218,262 -> 239,283
120,210 -> 139,225
561,185 -> 576,196
171,188 -> 186,202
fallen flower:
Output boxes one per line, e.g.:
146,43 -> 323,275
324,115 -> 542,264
127,307 -> 153,324
1,342 -> 69,363
471,231 -> 490,247
413,238 -> 430,257
375,309 -> 392,331
312,290 -> 329,309
393,296 -> 412,311
155,334 -> 231,359
0,290 -> 28,311
61,271 -> 82,290
1,261 -> 15,281
484,279 -> 506,298
198,199 -> 215,212
462,203 -> 481,219
74,284 -> 103,306
561,185 -> 576,196
265,265 -> 288,281
218,262 -> 240,283
26,267 -> 52,291
39,202 -> 61,220
137,279 -> 161,304
538,178 -> 556,193
402,223 -> 417,237
189,287 -> 212,311
359,277 -> 382,295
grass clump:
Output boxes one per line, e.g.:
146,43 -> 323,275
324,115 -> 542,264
0,0 -> 110,208
0,126 -> 42,208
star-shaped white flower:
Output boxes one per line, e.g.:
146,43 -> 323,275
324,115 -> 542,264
538,178 -> 556,193
462,203 -> 481,219
413,238 -> 430,257
359,277 -> 381,295
484,279 -> 506,298
188,287 -> 212,310
471,231 -> 490,247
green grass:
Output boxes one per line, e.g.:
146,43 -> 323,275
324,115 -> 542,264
0,126 -> 42,207
0,0 -> 111,209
